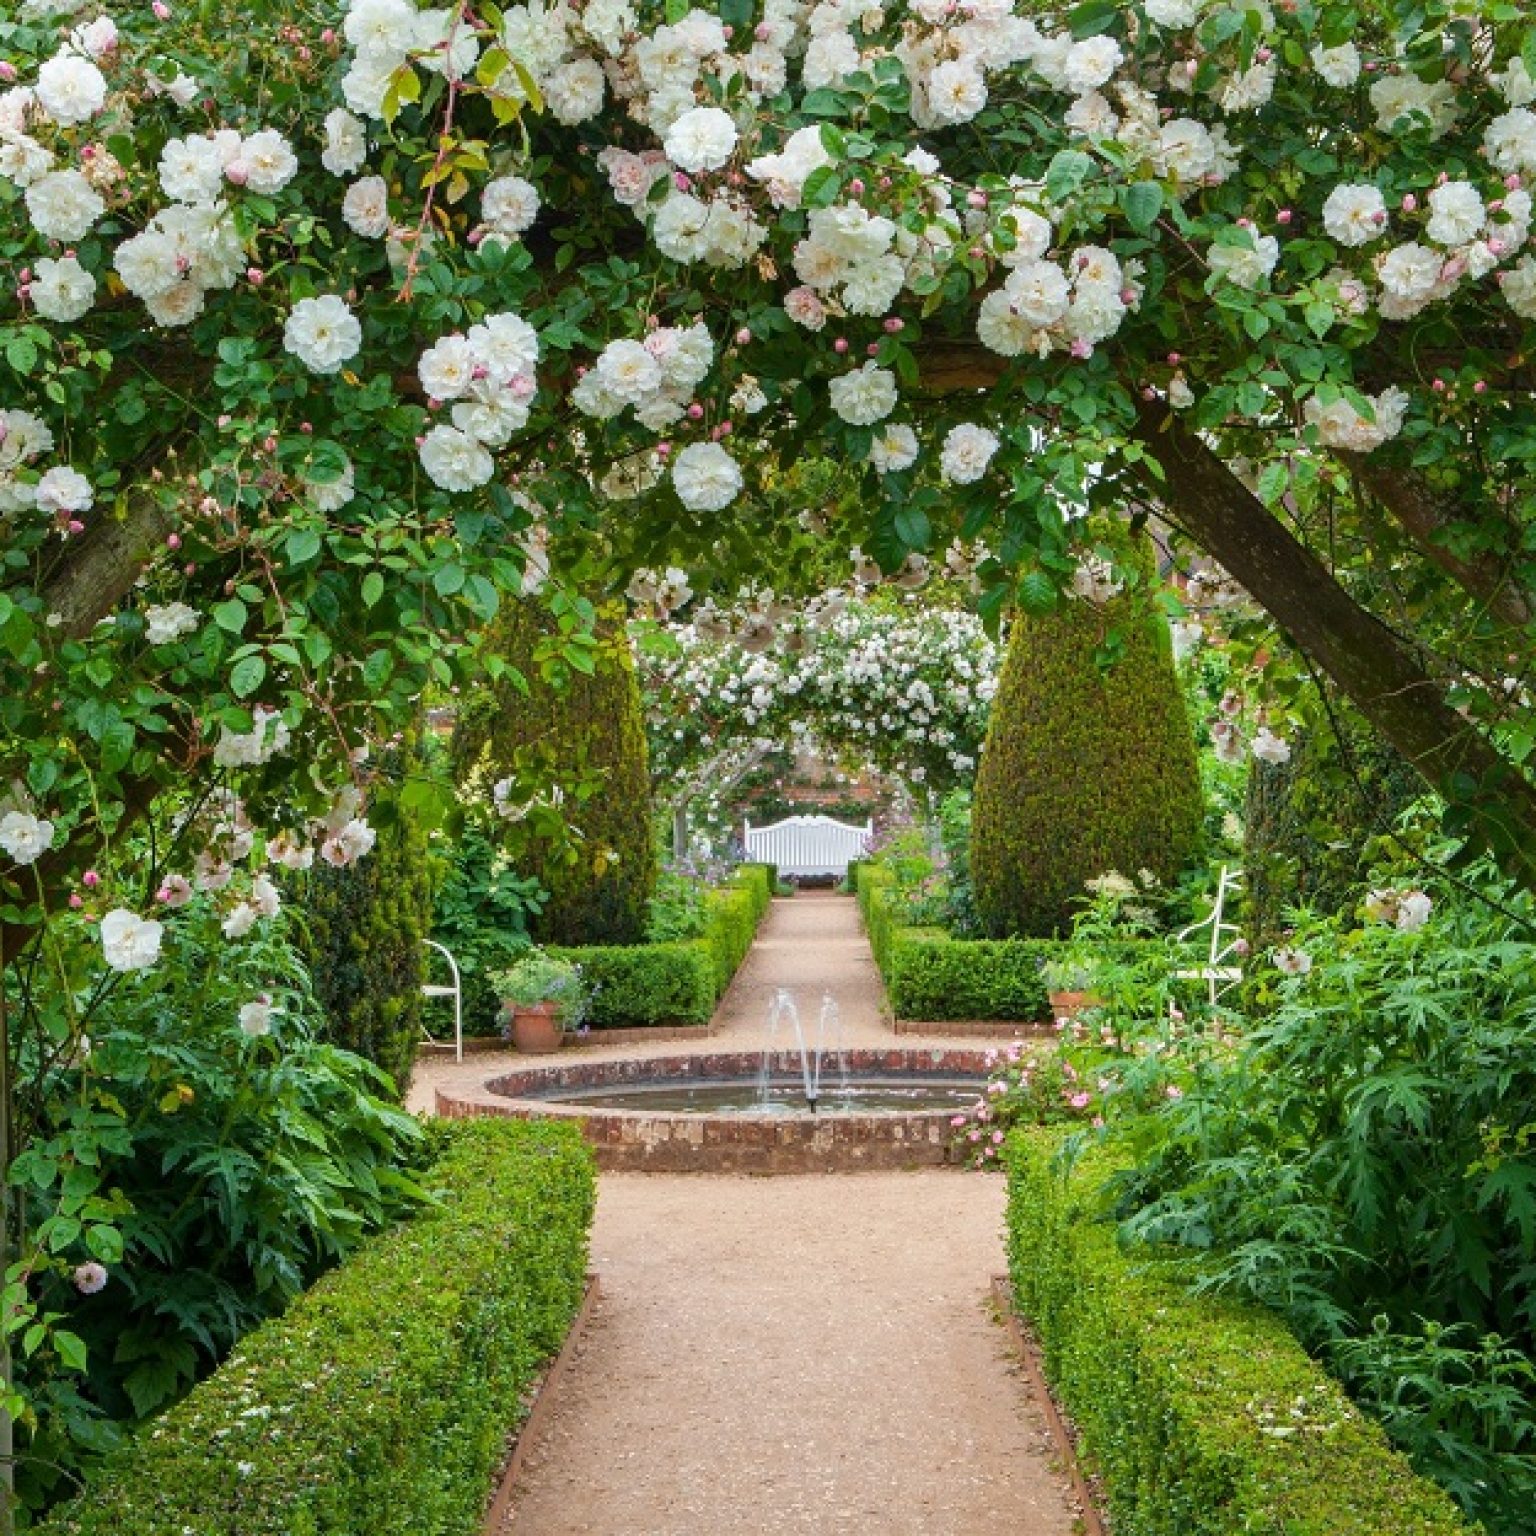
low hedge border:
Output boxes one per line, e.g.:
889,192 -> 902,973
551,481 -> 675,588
1004,1128 -> 1475,1536
552,863 -> 773,1029
40,1119 -> 596,1536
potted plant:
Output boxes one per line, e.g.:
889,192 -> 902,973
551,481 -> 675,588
1040,957 -> 1102,1022
491,951 -> 591,1054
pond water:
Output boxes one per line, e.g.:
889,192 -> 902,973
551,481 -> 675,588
533,1076 -> 983,1117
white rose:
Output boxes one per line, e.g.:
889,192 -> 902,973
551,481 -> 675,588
144,601 -> 200,644
345,0 -> 419,60
1425,181 -> 1484,247
321,108 -> 368,175
927,59 -> 987,126
940,423 -> 999,484
36,466 -> 93,515
1207,232 -> 1280,289
1063,36 -> 1122,95
418,334 -> 479,400
663,106 -> 738,173
35,53 -> 106,127
239,129 -> 298,194
25,169 -> 104,241
1376,242 -> 1442,303
1251,727 -> 1291,764
482,175 -> 540,237
283,295 -> 362,375
1502,255 -> 1536,319
1484,108 -> 1536,176
419,425 -> 495,491
672,441 -> 743,511
595,338 -> 664,404
239,998 -> 275,1036
0,810 -> 54,865
222,902 -> 258,939
342,175 -> 391,237
1321,183 -> 1387,247
828,362 -> 898,426
1310,42 -> 1361,87
100,909 -> 164,972
29,254 -> 95,322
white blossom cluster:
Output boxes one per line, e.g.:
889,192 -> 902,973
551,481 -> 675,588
415,312 -> 542,491
626,565 -> 695,620
0,407 -> 94,527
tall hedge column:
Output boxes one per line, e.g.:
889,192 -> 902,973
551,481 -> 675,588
455,602 -> 658,946
971,544 -> 1204,936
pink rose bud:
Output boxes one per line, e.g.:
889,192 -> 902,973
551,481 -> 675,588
69,893 -> 83,909
735,327 -> 751,344
849,178 -> 865,196
1401,193 -> 1418,211
225,160 -> 249,186
414,434 -> 426,447
1488,237 -> 1506,255
467,228 -> 483,246
217,414 -> 231,427
656,440 -> 671,457
967,189 -> 987,209
1506,173 -> 1522,190
0,63 -> 15,82
1070,337 -> 1093,359
1168,352 -> 1181,365
167,532 -> 181,549
1474,379 -> 1487,393
1432,377 -> 1446,392
1120,287 -> 1136,305
67,519 -> 85,535
83,870 -> 100,888
674,171 -> 690,191
687,402 -> 704,420
879,175 -> 892,188
184,562 -> 196,576
721,23 -> 732,37
755,21 -> 771,38
156,886 -> 171,902
1276,208 -> 1292,224
298,45 -> 311,60
246,267 -> 264,285
153,1 -> 170,16
1142,386 -> 1157,400
866,342 -> 880,356
833,337 -> 849,353
1236,216 -> 1251,228
967,246 -> 984,260
321,27 -> 336,44
883,317 -> 903,332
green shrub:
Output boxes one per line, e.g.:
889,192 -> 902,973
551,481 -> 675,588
38,1119 -> 595,1536
702,885 -> 757,993
299,740 -> 435,1094
1244,710 -> 1421,950
549,941 -> 717,1027
1004,1129 -> 1473,1536
889,932 -> 1051,1021
731,862 -> 774,923
972,540 -> 1204,937
454,602 -> 657,945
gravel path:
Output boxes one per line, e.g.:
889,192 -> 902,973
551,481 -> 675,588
502,1170 -> 1080,1536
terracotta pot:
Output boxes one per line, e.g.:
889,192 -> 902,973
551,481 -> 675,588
508,1000 -> 564,1054
1047,989 -> 1102,1022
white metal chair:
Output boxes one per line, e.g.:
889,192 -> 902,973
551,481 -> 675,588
1171,864 -> 1244,1008
420,939 -> 463,1063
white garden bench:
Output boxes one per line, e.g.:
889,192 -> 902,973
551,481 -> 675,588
743,813 -> 874,880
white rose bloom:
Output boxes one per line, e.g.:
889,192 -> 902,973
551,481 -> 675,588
940,423 -> 999,484
1321,183 -> 1387,247
342,175 -> 391,237
1370,75 -> 1458,139
1502,255 -> 1536,319
321,108 -> 368,175
421,334 -> 484,400
25,169 -> 104,241
664,106 -> 738,173
783,286 -> 827,330
1483,108 -> 1536,175
828,362 -> 898,426
868,423 -> 918,473
144,280 -> 207,329
927,59 -> 987,125
1145,0 -> 1200,23
71,16 -> 119,58
1155,119 -> 1216,182
344,0 -> 419,60
545,56 -> 606,125
1376,242 -> 1441,304
482,175 -> 540,237
1064,36 -> 1122,95
144,601 -> 200,644
1207,232 -> 1280,289
1303,385 -> 1409,452
1005,257 -> 1071,326
0,810 -> 54,865
1218,58 -> 1276,112
222,902 -> 259,939
1251,727 -> 1291,764
341,54 -> 396,118
239,129 -> 298,194
595,339 -> 664,404
100,909 -> 164,972
1310,42 -> 1361,87
1425,180 -> 1484,247
305,455 -> 356,511
239,999 -> 275,1036
283,296 -> 362,375
1395,890 -> 1433,932
415,7 -> 481,77
0,131 -> 54,188
1274,946 -> 1311,976
469,311 -> 540,381
672,441 -> 744,511
36,466 -> 93,515
1496,58 -> 1536,108
976,290 -> 1037,356
159,135 -> 229,203
419,425 -> 495,491
651,193 -> 714,264
29,255 -> 95,322
36,53 -> 107,127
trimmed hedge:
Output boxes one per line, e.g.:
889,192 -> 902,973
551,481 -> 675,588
972,537 -> 1204,937
550,865 -> 773,1028
39,1119 -> 596,1536
1005,1129 -> 1474,1536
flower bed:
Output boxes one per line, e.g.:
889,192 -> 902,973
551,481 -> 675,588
1004,1128 -> 1473,1536
37,1119 -> 595,1536
550,863 -> 772,1028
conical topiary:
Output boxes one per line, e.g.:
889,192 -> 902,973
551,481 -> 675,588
971,543 -> 1204,936
453,600 -> 657,946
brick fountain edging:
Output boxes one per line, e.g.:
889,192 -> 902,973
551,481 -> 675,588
435,1046 -> 995,1173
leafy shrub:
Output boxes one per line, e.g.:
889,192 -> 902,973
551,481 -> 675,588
298,739 -> 435,1095
889,932 -> 1051,1021
36,1118 -> 595,1536
1111,870 -> 1536,1531
430,823 -> 545,1035
12,907 -> 425,1517
971,539 -> 1204,937
453,602 -> 657,945
550,942 -> 717,1027
646,867 -> 714,942
1005,1129 -> 1472,1536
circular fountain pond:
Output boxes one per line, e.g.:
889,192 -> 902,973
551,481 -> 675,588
435,1047 -> 995,1172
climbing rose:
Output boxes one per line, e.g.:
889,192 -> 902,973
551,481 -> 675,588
100,909 -> 164,972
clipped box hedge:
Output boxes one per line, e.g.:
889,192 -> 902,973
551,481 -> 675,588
1004,1129 -> 1475,1536
39,1119 -> 596,1536
551,863 -> 774,1029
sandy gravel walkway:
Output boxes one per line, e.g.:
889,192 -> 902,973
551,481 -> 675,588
502,1169 -> 1080,1536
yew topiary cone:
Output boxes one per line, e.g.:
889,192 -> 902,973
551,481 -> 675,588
971,555 -> 1203,937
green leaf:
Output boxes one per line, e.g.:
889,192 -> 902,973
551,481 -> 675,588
230,655 -> 267,698
285,527 -> 322,565
1044,150 -> 1094,205
1016,569 -> 1058,616
1122,181 -> 1163,234
212,599 -> 248,634
362,571 -> 385,608
54,1330 -> 88,1373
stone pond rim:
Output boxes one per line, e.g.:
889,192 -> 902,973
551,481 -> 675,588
435,1046 -> 996,1173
